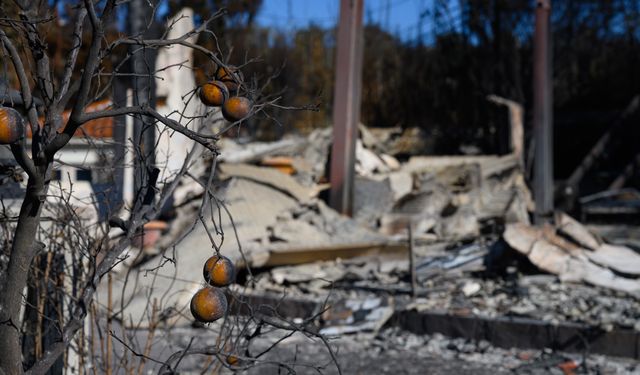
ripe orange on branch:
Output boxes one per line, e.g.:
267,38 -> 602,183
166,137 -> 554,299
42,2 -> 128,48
0,107 -> 25,144
203,255 -> 236,287
215,65 -> 244,93
226,354 -> 239,366
222,97 -> 252,122
190,286 -> 227,323
199,80 -> 229,107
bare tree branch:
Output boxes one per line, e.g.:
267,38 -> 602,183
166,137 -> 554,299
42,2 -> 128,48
0,28 -> 39,135
72,105 -> 219,149
56,8 -> 87,105
10,142 -> 37,178
46,0 -> 116,158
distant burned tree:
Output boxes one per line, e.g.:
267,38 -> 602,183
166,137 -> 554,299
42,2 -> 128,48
0,1 -> 329,375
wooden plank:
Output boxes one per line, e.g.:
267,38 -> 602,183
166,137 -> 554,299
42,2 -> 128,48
254,242 -> 408,268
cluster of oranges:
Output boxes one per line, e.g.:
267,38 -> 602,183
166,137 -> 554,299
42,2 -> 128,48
199,65 -> 252,122
0,107 -> 24,145
0,65 -> 251,146
190,254 -> 236,323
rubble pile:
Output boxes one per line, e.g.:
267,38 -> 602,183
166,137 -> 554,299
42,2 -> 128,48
365,328 -> 640,374
240,240 -> 640,332
213,125 -> 640,335
406,275 -> 640,329
217,125 -> 532,250
242,326 -> 640,374
101,120 -> 640,368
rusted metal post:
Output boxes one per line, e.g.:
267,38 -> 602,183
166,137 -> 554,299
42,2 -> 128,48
408,221 -> 417,299
329,0 -> 364,215
533,0 -> 553,224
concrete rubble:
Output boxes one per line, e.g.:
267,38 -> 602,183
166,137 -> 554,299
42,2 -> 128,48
504,213 -> 640,294
98,123 -> 640,371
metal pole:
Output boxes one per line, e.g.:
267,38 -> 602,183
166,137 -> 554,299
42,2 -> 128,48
112,76 -> 127,206
408,221 -> 417,299
329,0 -> 364,215
130,0 -> 157,194
533,0 -> 553,223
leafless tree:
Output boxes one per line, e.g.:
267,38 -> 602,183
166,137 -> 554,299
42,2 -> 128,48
0,1 -> 332,375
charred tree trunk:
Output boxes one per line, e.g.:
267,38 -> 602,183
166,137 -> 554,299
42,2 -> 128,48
129,0 -> 157,197
22,253 -> 64,375
0,176 -> 46,374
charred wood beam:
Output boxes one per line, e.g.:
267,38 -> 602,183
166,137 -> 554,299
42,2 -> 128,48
608,153 -> 640,190
565,96 -> 640,197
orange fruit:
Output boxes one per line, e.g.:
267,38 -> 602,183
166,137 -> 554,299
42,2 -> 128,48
199,80 -> 229,107
226,354 -> 239,366
215,65 -> 244,93
0,107 -> 24,144
221,97 -> 252,122
190,287 -> 227,323
203,255 -> 236,287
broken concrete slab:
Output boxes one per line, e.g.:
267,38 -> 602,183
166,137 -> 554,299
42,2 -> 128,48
270,219 -> 333,245
220,177 -> 300,242
270,261 -> 347,285
556,212 -> 601,250
504,223 -> 640,295
219,163 -> 316,203
353,176 -> 395,227
385,171 -> 413,201
562,257 -> 640,295
218,137 -> 306,164
587,244 -> 640,276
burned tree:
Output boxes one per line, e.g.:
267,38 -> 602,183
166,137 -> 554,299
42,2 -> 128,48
0,1 -> 330,374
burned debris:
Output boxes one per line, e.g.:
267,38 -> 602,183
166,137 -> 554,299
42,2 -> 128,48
90,110 -> 640,373
3,0 -> 640,373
